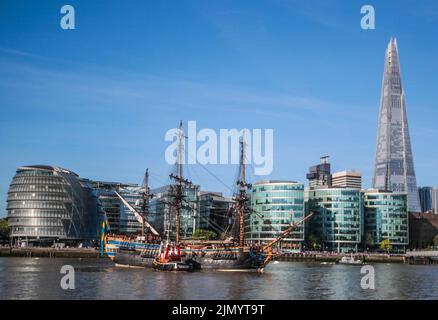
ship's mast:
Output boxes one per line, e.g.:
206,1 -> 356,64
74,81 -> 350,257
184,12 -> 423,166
141,169 -> 150,240
237,131 -> 247,247
175,120 -> 184,245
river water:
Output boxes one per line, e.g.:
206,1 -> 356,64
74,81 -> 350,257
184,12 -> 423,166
0,257 -> 437,300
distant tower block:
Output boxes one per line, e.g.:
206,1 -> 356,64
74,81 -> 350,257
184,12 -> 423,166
332,171 -> 362,189
372,38 -> 421,212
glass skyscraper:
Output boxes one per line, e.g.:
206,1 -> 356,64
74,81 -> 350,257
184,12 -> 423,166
364,190 -> 408,253
372,38 -> 421,212
247,180 -> 305,251
418,187 -> 433,213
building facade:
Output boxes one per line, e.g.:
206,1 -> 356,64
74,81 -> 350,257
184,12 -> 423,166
433,188 -> 438,215
7,165 -> 102,245
306,156 -> 331,189
409,212 -> 438,249
247,180 -> 305,251
89,181 -> 144,235
308,188 -> 363,253
418,187 -> 433,213
199,192 -> 233,235
372,38 -> 421,212
364,189 -> 408,253
331,171 -> 362,189
150,184 -> 200,240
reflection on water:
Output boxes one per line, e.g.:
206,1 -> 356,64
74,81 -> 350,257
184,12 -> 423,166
0,258 -> 437,300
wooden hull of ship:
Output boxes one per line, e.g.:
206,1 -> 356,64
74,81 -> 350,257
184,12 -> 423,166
107,238 -> 267,271
183,246 -> 267,271
113,249 -> 157,268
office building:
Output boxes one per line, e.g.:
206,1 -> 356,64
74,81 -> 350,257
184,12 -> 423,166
331,171 -> 362,189
364,189 -> 408,253
199,192 -> 233,235
247,180 -> 305,251
150,184 -> 200,240
418,187 -> 433,213
308,188 -> 363,253
90,181 -> 144,235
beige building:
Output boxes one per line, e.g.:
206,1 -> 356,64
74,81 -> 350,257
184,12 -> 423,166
331,171 -> 362,189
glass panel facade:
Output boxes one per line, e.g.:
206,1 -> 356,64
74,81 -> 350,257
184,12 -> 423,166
6,166 -> 102,244
308,188 -> 363,253
150,184 -> 200,240
247,181 -> 305,251
364,191 -> 408,252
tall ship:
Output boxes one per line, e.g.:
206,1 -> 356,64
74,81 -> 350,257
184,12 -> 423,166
103,168 -> 161,267
102,121 -> 311,271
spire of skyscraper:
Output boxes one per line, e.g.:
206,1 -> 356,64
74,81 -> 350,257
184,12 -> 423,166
372,38 -> 421,212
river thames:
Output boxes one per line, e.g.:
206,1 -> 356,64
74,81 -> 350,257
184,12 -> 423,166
1,257 -> 437,300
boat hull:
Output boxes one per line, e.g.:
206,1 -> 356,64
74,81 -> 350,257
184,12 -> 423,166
152,259 -> 194,271
107,237 -> 267,271
114,249 -> 157,268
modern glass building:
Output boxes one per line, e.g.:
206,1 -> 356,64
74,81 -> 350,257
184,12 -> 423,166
372,38 -> 421,212
150,184 -> 200,240
418,187 -> 433,213
247,180 -> 305,251
308,188 -> 363,253
89,181 -> 145,235
119,186 -> 144,234
7,165 -> 102,245
364,189 -> 408,252
199,192 -> 233,235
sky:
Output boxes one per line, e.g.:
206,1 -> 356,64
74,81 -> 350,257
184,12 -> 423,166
0,0 -> 437,217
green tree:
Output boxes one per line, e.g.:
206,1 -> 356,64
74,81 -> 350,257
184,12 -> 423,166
308,234 -> 321,251
192,229 -> 217,240
380,239 -> 392,253
0,218 -> 10,239
433,234 -> 438,248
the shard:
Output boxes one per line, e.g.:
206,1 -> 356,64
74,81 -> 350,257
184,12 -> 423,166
372,38 -> 421,212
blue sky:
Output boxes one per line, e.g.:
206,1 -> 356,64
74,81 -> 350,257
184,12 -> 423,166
1,0 -> 437,217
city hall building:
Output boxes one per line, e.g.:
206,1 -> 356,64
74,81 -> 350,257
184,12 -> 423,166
6,165 -> 102,246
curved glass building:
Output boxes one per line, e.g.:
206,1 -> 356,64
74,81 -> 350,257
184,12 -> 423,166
247,180 -> 305,251
364,189 -> 408,252
7,165 -> 102,245
308,188 -> 363,253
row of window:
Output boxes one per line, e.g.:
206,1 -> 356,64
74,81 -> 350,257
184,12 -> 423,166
254,184 -> 303,192
7,201 -> 68,209
8,193 -> 71,201
11,177 -> 67,186
9,218 -> 64,227
11,226 -> 65,236
8,209 -> 70,218
8,185 -> 67,193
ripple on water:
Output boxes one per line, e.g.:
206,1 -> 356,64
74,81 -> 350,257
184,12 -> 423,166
1,258 -> 438,300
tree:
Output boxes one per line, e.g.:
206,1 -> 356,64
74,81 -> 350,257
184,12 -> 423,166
433,234 -> 438,248
380,239 -> 392,253
307,234 -> 321,251
0,218 -> 10,239
192,229 -> 217,240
